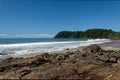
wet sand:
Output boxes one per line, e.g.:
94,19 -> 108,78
12,40 -> 120,58
99,40 -> 120,50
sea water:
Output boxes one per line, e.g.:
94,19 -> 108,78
0,38 -> 111,60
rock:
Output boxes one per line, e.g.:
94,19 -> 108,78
117,59 -> 120,63
82,53 -> 87,57
97,55 -> 108,62
0,44 -> 120,79
67,52 -> 77,58
85,76 -> 92,80
3,57 -> 14,61
113,53 -> 120,59
82,44 -> 102,55
40,53 -> 51,60
49,53 -> 67,63
104,69 -> 120,80
108,57 -> 117,63
66,48 -> 69,50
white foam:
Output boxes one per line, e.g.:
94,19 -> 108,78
0,39 -> 111,57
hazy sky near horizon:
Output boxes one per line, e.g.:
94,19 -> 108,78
0,0 -> 120,37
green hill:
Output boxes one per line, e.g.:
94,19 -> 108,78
54,28 -> 120,39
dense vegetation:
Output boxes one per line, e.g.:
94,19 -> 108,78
108,32 -> 120,39
54,29 -> 120,39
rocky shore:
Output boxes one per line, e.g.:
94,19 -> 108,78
0,44 -> 120,79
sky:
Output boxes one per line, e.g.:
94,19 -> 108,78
0,0 -> 120,38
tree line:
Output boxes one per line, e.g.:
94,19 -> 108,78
54,28 -> 120,39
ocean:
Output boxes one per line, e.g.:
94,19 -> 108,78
0,38 -> 111,61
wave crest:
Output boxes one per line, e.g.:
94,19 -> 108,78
0,39 -> 111,56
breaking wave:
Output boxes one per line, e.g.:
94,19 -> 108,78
0,39 -> 111,56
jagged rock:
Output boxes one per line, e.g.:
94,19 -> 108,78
97,55 -> 108,62
117,58 -> 120,63
53,53 -> 67,61
0,44 -> 120,79
82,44 -> 102,55
110,57 -> 117,63
39,53 -> 51,60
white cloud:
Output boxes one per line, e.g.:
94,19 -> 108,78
15,34 -> 28,37
14,34 -> 54,38
0,34 -> 54,38
0,34 -> 7,37
31,34 -> 54,38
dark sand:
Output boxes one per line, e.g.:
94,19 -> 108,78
99,40 -> 120,50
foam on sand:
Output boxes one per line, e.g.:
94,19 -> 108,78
0,39 -> 111,54
0,39 -> 111,60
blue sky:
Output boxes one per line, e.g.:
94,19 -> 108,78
0,0 -> 120,38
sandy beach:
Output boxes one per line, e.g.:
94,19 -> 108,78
0,40 -> 120,79
99,40 -> 120,50
0,43 -> 120,79
1,0 -> 120,79
11,40 -> 120,59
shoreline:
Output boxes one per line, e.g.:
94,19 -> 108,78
99,40 -> 120,50
0,44 -> 120,79
11,40 -> 120,59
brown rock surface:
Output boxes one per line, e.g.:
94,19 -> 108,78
82,44 -> 102,54
0,44 -> 120,79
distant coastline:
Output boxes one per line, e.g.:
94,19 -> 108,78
54,28 -> 120,40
